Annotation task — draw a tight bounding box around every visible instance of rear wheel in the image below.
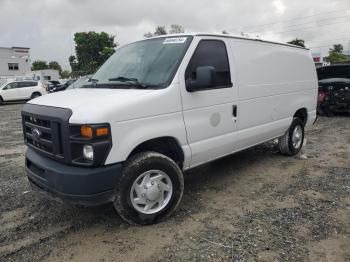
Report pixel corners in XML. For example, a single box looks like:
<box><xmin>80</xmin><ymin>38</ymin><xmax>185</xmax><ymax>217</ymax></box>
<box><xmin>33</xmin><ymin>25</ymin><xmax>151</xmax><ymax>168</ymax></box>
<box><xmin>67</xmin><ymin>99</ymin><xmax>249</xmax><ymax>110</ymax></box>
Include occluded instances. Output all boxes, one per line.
<box><xmin>114</xmin><ymin>152</ymin><xmax>184</xmax><ymax>225</ymax></box>
<box><xmin>0</xmin><ymin>96</ymin><xmax>3</xmax><ymax>105</ymax></box>
<box><xmin>278</xmin><ymin>118</ymin><xmax>305</xmax><ymax>156</ymax></box>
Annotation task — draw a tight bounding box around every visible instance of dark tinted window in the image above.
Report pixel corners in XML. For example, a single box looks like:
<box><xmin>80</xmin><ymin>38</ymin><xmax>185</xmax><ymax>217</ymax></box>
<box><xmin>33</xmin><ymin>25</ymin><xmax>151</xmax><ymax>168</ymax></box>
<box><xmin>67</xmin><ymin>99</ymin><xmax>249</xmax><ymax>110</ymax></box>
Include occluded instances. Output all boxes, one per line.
<box><xmin>28</xmin><ymin>81</ymin><xmax>38</xmax><ymax>87</ymax></box>
<box><xmin>18</xmin><ymin>82</ymin><xmax>27</xmax><ymax>88</ymax></box>
<box><xmin>185</xmin><ymin>40</ymin><xmax>231</xmax><ymax>87</ymax></box>
<box><xmin>17</xmin><ymin>82</ymin><xmax>34</xmax><ymax>88</ymax></box>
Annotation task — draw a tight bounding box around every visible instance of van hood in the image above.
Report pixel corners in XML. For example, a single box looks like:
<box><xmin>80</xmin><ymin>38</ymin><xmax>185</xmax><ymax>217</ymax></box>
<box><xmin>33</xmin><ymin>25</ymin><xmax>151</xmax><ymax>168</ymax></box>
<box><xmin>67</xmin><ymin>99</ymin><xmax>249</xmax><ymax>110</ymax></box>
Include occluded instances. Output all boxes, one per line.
<box><xmin>30</xmin><ymin>88</ymin><xmax>154</xmax><ymax>109</ymax></box>
<box><xmin>28</xmin><ymin>88</ymin><xmax>167</xmax><ymax>123</ymax></box>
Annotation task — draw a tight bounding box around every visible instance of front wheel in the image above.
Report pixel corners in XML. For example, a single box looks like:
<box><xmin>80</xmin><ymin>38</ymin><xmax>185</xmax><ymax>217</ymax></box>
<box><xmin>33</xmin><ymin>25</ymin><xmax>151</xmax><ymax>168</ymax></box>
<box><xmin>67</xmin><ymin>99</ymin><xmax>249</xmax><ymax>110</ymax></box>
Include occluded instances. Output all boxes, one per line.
<box><xmin>114</xmin><ymin>152</ymin><xmax>184</xmax><ymax>225</ymax></box>
<box><xmin>278</xmin><ymin>118</ymin><xmax>305</xmax><ymax>156</ymax></box>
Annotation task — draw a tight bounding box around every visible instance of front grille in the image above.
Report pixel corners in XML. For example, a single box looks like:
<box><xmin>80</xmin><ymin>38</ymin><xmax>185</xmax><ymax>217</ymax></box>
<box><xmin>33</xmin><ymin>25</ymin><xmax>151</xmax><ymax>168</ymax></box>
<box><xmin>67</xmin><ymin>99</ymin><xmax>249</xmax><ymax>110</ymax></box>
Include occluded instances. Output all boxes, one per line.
<box><xmin>23</xmin><ymin>114</ymin><xmax>63</xmax><ymax>159</ymax></box>
<box><xmin>22</xmin><ymin>104</ymin><xmax>72</xmax><ymax>163</ymax></box>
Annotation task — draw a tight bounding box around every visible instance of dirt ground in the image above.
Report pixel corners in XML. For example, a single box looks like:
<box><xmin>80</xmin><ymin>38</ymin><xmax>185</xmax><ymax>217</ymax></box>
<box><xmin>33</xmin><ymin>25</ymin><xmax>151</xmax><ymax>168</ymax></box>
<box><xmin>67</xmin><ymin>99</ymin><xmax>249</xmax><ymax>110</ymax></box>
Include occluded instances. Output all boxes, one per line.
<box><xmin>0</xmin><ymin>103</ymin><xmax>349</xmax><ymax>262</ymax></box>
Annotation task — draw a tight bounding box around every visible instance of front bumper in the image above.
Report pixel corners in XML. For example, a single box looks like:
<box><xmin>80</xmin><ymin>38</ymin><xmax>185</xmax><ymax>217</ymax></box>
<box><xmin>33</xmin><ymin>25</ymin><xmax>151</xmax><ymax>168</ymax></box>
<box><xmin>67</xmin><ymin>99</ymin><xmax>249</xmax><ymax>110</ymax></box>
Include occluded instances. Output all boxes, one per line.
<box><xmin>26</xmin><ymin>148</ymin><xmax>122</xmax><ymax>206</ymax></box>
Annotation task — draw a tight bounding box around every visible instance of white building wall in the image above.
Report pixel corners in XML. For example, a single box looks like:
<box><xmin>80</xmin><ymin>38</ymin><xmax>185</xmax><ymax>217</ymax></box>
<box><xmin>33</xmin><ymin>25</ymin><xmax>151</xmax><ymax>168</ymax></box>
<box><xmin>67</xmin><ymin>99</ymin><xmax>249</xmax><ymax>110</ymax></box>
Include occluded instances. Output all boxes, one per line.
<box><xmin>0</xmin><ymin>47</ymin><xmax>31</xmax><ymax>77</ymax></box>
<box><xmin>29</xmin><ymin>69</ymin><xmax>60</xmax><ymax>84</ymax></box>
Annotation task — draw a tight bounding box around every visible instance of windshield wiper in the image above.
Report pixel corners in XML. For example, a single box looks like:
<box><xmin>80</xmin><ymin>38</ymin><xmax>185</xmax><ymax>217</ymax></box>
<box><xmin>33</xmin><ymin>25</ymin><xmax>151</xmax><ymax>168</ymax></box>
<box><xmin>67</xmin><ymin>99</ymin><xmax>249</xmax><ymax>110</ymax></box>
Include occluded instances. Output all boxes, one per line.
<box><xmin>81</xmin><ymin>76</ymin><xmax>161</xmax><ymax>89</ymax></box>
<box><xmin>81</xmin><ymin>78</ymin><xmax>98</xmax><ymax>88</ymax></box>
<box><xmin>108</xmin><ymin>76</ymin><xmax>149</xmax><ymax>89</ymax></box>
<box><xmin>108</xmin><ymin>76</ymin><xmax>137</xmax><ymax>82</ymax></box>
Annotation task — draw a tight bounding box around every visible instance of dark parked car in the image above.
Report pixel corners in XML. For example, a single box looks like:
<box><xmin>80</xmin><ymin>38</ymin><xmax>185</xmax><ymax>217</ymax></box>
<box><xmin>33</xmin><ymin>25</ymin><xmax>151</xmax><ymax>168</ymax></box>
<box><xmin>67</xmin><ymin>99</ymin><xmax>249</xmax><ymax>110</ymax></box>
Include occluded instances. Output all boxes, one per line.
<box><xmin>317</xmin><ymin>65</ymin><xmax>350</xmax><ymax>116</ymax></box>
<box><xmin>47</xmin><ymin>80</ymin><xmax>61</xmax><ymax>92</ymax></box>
<box><xmin>48</xmin><ymin>79</ymin><xmax>76</xmax><ymax>93</ymax></box>
<box><xmin>66</xmin><ymin>75</ymin><xmax>92</xmax><ymax>90</ymax></box>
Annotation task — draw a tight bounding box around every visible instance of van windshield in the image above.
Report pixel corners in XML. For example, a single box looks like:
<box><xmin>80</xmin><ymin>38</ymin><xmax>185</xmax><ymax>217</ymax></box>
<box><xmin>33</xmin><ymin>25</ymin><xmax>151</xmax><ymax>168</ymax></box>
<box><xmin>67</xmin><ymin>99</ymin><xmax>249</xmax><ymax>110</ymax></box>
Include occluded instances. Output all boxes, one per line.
<box><xmin>90</xmin><ymin>36</ymin><xmax>193</xmax><ymax>89</ymax></box>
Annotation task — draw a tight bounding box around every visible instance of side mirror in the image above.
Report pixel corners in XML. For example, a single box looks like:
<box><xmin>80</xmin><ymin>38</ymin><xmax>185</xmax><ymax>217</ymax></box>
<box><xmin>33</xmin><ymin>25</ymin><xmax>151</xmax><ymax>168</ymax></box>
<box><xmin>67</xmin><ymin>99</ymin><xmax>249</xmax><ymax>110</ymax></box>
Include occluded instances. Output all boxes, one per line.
<box><xmin>186</xmin><ymin>66</ymin><xmax>216</xmax><ymax>92</ymax></box>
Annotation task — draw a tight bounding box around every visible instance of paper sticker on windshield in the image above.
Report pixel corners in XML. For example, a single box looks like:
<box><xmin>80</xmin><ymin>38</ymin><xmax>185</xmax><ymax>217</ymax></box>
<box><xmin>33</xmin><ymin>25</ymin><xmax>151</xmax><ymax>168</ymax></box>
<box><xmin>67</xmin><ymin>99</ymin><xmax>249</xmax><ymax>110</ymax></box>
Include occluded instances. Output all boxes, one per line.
<box><xmin>163</xmin><ymin>37</ymin><xmax>187</xmax><ymax>44</ymax></box>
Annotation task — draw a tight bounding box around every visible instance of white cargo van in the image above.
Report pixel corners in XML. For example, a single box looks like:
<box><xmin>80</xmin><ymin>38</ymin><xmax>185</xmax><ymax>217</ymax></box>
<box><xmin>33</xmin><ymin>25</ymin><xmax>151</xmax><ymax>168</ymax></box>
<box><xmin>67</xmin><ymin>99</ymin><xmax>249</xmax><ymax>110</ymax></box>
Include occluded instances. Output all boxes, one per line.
<box><xmin>22</xmin><ymin>33</ymin><xmax>318</xmax><ymax>224</ymax></box>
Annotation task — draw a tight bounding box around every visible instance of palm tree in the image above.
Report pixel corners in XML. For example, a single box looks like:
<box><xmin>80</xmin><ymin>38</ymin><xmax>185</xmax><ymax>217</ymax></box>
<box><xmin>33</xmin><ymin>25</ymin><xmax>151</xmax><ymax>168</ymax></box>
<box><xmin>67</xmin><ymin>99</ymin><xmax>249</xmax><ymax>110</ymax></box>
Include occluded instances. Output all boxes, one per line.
<box><xmin>287</xmin><ymin>38</ymin><xmax>306</xmax><ymax>48</ymax></box>
<box><xmin>330</xmin><ymin>44</ymin><xmax>343</xmax><ymax>53</ymax></box>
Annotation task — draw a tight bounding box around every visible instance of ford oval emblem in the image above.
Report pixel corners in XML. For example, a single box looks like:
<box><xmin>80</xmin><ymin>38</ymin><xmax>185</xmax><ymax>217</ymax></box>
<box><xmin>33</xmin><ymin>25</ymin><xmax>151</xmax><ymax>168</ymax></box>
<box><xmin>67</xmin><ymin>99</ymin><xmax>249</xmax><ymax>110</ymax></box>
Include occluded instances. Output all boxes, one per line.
<box><xmin>32</xmin><ymin>128</ymin><xmax>42</xmax><ymax>141</ymax></box>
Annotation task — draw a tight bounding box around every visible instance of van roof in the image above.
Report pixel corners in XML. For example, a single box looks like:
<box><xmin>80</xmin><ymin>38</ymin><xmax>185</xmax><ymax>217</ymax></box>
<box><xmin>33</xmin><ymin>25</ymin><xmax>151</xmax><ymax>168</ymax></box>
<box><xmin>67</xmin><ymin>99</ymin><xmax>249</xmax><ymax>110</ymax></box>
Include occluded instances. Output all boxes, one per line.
<box><xmin>150</xmin><ymin>32</ymin><xmax>309</xmax><ymax>50</ymax></box>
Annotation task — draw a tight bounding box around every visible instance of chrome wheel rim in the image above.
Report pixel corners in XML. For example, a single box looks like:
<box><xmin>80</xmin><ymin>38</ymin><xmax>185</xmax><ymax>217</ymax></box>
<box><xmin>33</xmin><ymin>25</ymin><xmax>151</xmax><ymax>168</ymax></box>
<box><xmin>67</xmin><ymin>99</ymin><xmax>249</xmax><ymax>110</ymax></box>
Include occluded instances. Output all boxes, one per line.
<box><xmin>130</xmin><ymin>170</ymin><xmax>173</xmax><ymax>215</ymax></box>
<box><xmin>292</xmin><ymin>125</ymin><xmax>303</xmax><ymax>149</ymax></box>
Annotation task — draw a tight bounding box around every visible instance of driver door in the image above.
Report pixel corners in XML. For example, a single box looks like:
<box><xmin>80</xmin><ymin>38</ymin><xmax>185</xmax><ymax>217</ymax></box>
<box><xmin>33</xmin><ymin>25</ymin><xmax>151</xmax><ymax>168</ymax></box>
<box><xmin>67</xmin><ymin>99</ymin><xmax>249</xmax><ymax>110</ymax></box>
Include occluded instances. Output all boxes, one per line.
<box><xmin>178</xmin><ymin>37</ymin><xmax>239</xmax><ymax>167</ymax></box>
<box><xmin>2</xmin><ymin>82</ymin><xmax>20</xmax><ymax>100</ymax></box>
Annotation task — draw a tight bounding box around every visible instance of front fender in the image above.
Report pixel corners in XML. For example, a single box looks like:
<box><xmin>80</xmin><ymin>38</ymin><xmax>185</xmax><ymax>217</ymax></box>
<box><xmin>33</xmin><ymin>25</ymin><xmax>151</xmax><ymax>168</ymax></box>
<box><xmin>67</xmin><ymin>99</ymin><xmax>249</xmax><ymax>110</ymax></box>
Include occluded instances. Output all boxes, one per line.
<box><xmin>105</xmin><ymin>112</ymin><xmax>191</xmax><ymax>168</ymax></box>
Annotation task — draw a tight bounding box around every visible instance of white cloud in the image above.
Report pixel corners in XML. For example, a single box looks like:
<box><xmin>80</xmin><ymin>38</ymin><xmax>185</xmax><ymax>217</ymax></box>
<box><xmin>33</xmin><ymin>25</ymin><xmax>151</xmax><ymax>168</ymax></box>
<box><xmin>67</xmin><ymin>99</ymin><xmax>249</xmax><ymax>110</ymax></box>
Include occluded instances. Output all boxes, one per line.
<box><xmin>272</xmin><ymin>0</ymin><xmax>287</xmax><ymax>15</ymax></box>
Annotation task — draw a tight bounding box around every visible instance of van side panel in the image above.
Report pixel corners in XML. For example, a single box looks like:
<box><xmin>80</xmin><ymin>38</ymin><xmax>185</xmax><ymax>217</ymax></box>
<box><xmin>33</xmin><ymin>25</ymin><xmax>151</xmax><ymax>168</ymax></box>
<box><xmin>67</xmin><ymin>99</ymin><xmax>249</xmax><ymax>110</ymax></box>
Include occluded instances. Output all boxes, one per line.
<box><xmin>229</xmin><ymin>39</ymin><xmax>318</xmax><ymax>148</ymax></box>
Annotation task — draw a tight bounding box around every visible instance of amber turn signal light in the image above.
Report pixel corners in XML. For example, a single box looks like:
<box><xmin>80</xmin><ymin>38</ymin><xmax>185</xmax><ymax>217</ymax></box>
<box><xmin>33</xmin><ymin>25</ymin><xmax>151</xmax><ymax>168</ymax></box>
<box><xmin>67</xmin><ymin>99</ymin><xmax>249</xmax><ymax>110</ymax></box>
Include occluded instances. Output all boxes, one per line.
<box><xmin>96</xmin><ymin>127</ymin><xmax>109</xmax><ymax>137</ymax></box>
<box><xmin>80</xmin><ymin>126</ymin><xmax>93</xmax><ymax>138</ymax></box>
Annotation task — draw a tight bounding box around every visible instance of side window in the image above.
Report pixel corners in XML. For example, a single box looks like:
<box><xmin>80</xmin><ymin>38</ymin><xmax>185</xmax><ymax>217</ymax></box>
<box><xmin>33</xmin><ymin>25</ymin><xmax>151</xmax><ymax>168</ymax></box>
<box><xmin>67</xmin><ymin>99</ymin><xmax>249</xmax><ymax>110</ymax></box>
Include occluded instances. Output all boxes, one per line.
<box><xmin>18</xmin><ymin>82</ymin><xmax>28</xmax><ymax>88</ymax></box>
<box><xmin>7</xmin><ymin>82</ymin><xmax>19</xmax><ymax>89</ymax></box>
<box><xmin>3</xmin><ymin>84</ymin><xmax>11</xmax><ymax>90</ymax></box>
<box><xmin>28</xmin><ymin>81</ymin><xmax>38</xmax><ymax>87</ymax></box>
<box><xmin>185</xmin><ymin>40</ymin><xmax>231</xmax><ymax>88</ymax></box>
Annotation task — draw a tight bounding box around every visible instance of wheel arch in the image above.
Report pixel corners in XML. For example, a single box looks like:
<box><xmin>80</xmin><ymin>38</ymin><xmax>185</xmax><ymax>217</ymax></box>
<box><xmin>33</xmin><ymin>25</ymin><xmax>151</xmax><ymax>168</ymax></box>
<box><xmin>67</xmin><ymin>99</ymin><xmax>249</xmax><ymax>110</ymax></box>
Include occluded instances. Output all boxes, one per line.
<box><xmin>31</xmin><ymin>91</ymin><xmax>41</xmax><ymax>97</ymax></box>
<box><xmin>293</xmin><ymin>108</ymin><xmax>308</xmax><ymax>126</ymax></box>
<box><xmin>127</xmin><ymin>136</ymin><xmax>185</xmax><ymax>169</ymax></box>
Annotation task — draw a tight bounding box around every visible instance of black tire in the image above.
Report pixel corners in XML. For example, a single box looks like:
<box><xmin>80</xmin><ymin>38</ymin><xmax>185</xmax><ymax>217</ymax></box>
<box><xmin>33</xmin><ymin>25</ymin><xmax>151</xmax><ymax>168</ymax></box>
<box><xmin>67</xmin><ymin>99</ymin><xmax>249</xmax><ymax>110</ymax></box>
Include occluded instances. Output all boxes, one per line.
<box><xmin>278</xmin><ymin>118</ymin><xmax>305</xmax><ymax>156</ymax></box>
<box><xmin>30</xmin><ymin>92</ymin><xmax>41</xmax><ymax>99</ymax></box>
<box><xmin>114</xmin><ymin>152</ymin><xmax>184</xmax><ymax>225</ymax></box>
<box><xmin>0</xmin><ymin>96</ymin><xmax>3</xmax><ymax>105</ymax></box>
<box><xmin>317</xmin><ymin>107</ymin><xmax>325</xmax><ymax>116</ymax></box>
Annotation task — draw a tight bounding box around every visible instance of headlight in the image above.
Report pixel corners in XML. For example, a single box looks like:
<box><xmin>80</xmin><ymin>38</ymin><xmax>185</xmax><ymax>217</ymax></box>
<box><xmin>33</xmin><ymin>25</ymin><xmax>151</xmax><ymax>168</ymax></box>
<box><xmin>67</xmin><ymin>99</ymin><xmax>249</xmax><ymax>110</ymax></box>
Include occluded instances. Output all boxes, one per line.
<box><xmin>83</xmin><ymin>145</ymin><xmax>94</xmax><ymax>161</ymax></box>
<box><xmin>69</xmin><ymin>123</ymin><xmax>111</xmax><ymax>166</ymax></box>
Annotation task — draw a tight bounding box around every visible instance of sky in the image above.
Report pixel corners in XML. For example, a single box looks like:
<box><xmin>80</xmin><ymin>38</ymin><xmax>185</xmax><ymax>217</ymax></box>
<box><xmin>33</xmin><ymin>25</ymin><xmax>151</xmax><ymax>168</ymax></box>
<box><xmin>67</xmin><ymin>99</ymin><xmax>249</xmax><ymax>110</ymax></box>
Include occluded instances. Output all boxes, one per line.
<box><xmin>0</xmin><ymin>0</ymin><xmax>349</xmax><ymax>70</ymax></box>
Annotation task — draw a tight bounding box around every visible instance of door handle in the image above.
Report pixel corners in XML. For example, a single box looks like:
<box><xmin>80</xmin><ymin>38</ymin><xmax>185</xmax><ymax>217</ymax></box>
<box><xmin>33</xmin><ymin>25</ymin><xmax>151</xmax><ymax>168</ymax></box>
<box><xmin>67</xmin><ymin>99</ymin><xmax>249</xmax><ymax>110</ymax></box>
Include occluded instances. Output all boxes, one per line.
<box><xmin>232</xmin><ymin>105</ymin><xmax>237</xmax><ymax>117</ymax></box>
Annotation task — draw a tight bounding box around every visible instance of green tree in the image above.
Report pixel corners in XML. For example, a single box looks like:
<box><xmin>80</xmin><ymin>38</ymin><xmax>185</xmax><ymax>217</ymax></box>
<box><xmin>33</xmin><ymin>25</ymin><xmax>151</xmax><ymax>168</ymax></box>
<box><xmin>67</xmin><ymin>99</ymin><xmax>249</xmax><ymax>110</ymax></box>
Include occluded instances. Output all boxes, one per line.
<box><xmin>69</xmin><ymin>31</ymin><xmax>117</xmax><ymax>75</ymax></box>
<box><xmin>48</xmin><ymin>61</ymin><xmax>62</xmax><ymax>74</ymax></box>
<box><xmin>169</xmin><ymin>24</ymin><xmax>184</xmax><ymax>34</ymax></box>
<box><xmin>287</xmin><ymin>38</ymin><xmax>306</xmax><ymax>48</ymax></box>
<box><xmin>144</xmin><ymin>26</ymin><xmax>167</xmax><ymax>38</ymax></box>
<box><xmin>324</xmin><ymin>44</ymin><xmax>347</xmax><ymax>63</ymax></box>
<box><xmin>60</xmin><ymin>70</ymin><xmax>71</xmax><ymax>79</ymax></box>
<box><xmin>31</xmin><ymin>60</ymin><xmax>49</xmax><ymax>71</ymax></box>
<box><xmin>144</xmin><ymin>24</ymin><xmax>184</xmax><ymax>38</ymax></box>
<box><xmin>48</xmin><ymin>61</ymin><xmax>61</xmax><ymax>71</ymax></box>
<box><xmin>330</xmin><ymin>44</ymin><xmax>343</xmax><ymax>53</ymax></box>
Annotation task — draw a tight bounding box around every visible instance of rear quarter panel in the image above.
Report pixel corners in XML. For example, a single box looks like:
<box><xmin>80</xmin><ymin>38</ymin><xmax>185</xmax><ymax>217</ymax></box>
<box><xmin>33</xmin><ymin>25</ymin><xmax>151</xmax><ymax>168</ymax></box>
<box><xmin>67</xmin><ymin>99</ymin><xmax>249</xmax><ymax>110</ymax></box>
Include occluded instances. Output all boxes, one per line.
<box><xmin>228</xmin><ymin>39</ymin><xmax>318</xmax><ymax>148</ymax></box>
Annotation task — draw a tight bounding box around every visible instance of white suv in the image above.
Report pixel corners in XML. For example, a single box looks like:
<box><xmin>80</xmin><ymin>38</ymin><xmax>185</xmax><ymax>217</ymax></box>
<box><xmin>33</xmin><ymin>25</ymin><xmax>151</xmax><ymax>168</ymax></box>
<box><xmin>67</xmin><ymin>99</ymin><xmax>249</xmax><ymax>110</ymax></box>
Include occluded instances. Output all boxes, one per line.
<box><xmin>0</xmin><ymin>80</ymin><xmax>46</xmax><ymax>104</ymax></box>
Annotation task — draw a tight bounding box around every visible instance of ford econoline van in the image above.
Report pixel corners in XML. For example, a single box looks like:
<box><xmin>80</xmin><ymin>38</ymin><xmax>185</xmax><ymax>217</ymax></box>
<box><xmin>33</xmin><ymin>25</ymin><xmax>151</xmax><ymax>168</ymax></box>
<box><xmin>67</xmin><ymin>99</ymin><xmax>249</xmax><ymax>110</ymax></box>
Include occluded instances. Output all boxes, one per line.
<box><xmin>22</xmin><ymin>33</ymin><xmax>318</xmax><ymax>224</ymax></box>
